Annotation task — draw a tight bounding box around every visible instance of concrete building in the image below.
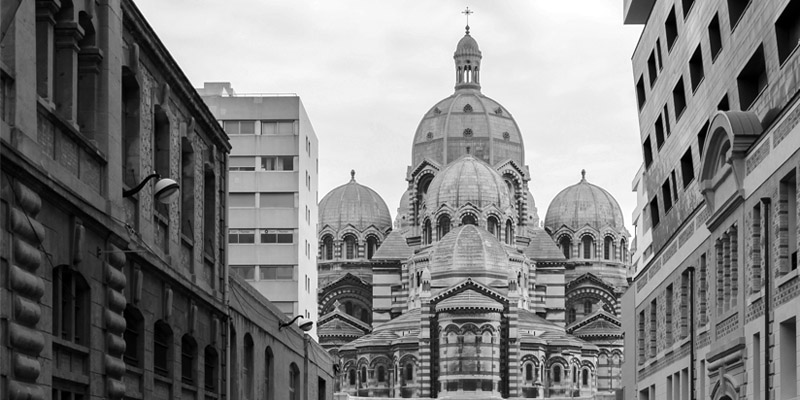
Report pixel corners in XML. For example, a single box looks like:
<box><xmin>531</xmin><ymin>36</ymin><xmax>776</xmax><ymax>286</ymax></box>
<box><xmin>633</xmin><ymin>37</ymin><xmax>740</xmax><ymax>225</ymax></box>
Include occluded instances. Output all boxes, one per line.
<box><xmin>199</xmin><ymin>83</ymin><xmax>320</xmax><ymax>338</ymax></box>
<box><xmin>0</xmin><ymin>1</ymin><xmax>331</xmax><ymax>400</ymax></box>
<box><xmin>622</xmin><ymin>2</ymin><xmax>800</xmax><ymax>400</ymax></box>
<box><xmin>316</xmin><ymin>26</ymin><xmax>633</xmax><ymax>399</ymax></box>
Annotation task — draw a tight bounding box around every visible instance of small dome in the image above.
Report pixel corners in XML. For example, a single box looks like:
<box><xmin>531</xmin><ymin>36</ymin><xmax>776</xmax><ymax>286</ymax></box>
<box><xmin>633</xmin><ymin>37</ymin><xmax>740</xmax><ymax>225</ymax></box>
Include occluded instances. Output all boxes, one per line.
<box><xmin>319</xmin><ymin>171</ymin><xmax>392</xmax><ymax>233</ymax></box>
<box><xmin>545</xmin><ymin>170</ymin><xmax>625</xmax><ymax>232</ymax></box>
<box><xmin>455</xmin><ymin>32</ymin><xmax>481</xmax><ymax>56</ymax></box>
<box><xmin>425</xmin><ymin>155</ymin><xmax>512</xmax><ymax>212</ymax></box>
<box><xmin>429</xmin><ymin>225</ymin><xmax>510</xmax><ymax>285</ymax></box>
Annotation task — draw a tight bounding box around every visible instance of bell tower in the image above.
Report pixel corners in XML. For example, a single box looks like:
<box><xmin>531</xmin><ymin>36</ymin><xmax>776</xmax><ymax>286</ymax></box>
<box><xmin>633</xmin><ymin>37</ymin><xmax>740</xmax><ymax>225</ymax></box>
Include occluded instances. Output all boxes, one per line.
<box><xmin>454</xmin><ymin>8</ymin><xmax>482</xmax><ymax>90</ymax></box>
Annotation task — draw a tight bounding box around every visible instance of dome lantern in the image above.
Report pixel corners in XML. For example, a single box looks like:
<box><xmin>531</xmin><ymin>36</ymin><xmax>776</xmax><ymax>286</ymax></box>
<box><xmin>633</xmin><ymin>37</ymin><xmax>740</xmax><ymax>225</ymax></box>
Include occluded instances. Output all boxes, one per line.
<box><xmin>454</xmin><ymin>27</ymin><xmax>482</xmax><ymax>91</ymax></box>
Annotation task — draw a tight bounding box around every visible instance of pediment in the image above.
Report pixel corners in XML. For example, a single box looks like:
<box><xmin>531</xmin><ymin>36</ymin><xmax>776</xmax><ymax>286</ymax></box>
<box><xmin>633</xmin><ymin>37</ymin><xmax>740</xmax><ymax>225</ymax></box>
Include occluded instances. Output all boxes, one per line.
<box><xmin>494</xmin><ymin>158</ymin><xmax>530</xmax><ymax>180</ymax></box>
<box><xmin>435</xmin><ymin>288</ymin><xmax>503</xmax><ymax>312</ymax></box>
<box><xmin>409</xmin><ymin>159</ymin><xmax>442</xmax><ymax>179</ymax></box>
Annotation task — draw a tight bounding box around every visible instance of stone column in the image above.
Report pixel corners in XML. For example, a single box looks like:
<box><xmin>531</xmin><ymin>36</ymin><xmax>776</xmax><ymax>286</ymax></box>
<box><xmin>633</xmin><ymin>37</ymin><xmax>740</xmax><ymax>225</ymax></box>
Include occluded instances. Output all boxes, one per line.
<box><xmin>53</xmin><ymin>21</ymin><xmax>83</xmax><ymax>123</ymax></box>
<box><xmin>77</xmin><ymin>46</ymin><xmax>103</xmax><ymax>138</ymax></box>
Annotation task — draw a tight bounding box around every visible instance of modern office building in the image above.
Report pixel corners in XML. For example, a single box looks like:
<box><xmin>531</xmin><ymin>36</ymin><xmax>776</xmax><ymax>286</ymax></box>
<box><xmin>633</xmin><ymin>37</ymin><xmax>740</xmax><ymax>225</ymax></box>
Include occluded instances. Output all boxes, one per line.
<box><xmin>622</xmin><ymin>2</ymin><xmax>800</xmax><ymax>400</ymax></box>
<box><xmin>199</xmin><ymin>83</ymin><xmax>320</xmax><ymax>337</ymax></box>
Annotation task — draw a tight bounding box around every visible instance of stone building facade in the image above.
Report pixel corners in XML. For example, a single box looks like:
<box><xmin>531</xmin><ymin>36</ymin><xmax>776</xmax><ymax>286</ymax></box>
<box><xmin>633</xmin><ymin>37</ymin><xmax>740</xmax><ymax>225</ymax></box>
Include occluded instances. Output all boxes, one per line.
<box><xmin>0</xmin><ymin>1</ymin><xmax>332</xmax><ymax>400</ymax></box>
<box><xmin>317</xmin><ymin>26</ymin><xmax>631</xmax><ymax>400</ymax></box>
<box><xmin>622</xmin><ymin>2</ymin><xmax>800</xmax><ymax>400</ymax></box>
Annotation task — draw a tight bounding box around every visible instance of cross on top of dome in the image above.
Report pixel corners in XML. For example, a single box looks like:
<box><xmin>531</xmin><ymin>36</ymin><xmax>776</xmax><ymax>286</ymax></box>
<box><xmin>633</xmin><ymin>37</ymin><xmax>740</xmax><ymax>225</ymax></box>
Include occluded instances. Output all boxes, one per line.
<box><xmin>462</xmin><ymin>7</ymin><xmax>473</xmax><ymax>34</ymax></box>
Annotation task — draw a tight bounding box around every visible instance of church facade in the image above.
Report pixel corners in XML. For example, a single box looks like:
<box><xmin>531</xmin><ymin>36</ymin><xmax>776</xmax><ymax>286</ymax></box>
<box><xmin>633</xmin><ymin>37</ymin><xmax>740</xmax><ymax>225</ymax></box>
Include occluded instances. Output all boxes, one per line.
<box><xmin>318</xmin><ymin>27</ymin><xmax>630</xmax><ymax>400</ymax></box>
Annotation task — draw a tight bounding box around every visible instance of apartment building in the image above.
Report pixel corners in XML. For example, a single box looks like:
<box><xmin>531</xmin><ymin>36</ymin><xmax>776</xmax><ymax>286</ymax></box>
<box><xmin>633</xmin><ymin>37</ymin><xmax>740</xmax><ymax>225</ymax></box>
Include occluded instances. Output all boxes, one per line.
<box><xmin>622</xmin><ymin>2</ymin><xmax>800</xmax><ymax>400</ymax></box>
<box><xmin>200</xmin><ymin>83</ymin><xmax>320</xmax><ymax>337</ymax></box>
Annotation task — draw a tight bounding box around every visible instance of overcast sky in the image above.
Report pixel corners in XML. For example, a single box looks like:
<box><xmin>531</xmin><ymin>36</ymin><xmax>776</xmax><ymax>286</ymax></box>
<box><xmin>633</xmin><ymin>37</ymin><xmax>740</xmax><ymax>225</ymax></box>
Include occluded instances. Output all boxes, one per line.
<box><xmin>135</xmin><ymin>0</ymin><xmax>644</xmax><ymax>234</ymax></box>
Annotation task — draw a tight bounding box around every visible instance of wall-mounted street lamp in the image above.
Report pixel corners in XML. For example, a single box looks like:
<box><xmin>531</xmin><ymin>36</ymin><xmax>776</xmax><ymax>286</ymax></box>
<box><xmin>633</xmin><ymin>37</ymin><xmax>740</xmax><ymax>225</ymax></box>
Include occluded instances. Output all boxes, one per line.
<box><xmin>123</xmin><ymin>172</ymin><xmax>180</xmax><ymax>204</ymax></box>
<box><xmin>279</xmin><ymin>315</ymin><xmax>314</xmax><ymax>332</ymax></box>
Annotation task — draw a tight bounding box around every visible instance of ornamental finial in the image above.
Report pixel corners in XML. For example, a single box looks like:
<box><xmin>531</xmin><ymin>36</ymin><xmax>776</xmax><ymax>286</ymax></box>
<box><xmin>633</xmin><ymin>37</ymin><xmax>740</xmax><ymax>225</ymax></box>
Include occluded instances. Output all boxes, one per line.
<box><xmin>350</xmin><ymin>169</ymin><xmax>356</xmax><ymax>181</ymax></box>
<box><xmin>462</xmin><ymin>7</ymin><xmax>473</xmax><ymax>34</ymax></box>
<box><xmin>581</xmin><ymin>169</ymin><xmax>586</xmax><ymax>181</ymax></box>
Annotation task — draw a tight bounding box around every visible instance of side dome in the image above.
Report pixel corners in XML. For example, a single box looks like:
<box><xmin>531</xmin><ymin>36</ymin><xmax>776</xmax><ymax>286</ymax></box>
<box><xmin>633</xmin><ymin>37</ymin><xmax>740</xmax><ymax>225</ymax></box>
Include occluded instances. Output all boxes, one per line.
<box><xmin>425</xmin><ymin>155</ymin><xmax>512</xmax><ymax>213</ymax></box>
<box><xmin>544</xmin><ymin>170</ymin><xmax>625</xmax><ymax>232</ymax></box>
<box><xmin>319</xmin><ymin>171</ymin><xmax>392</xmax><ymax>233</ymax></box>
<box><xmin>429</xmin><ymin>224</ymin><xmax>510</xmax><ymax>285</ymax></box>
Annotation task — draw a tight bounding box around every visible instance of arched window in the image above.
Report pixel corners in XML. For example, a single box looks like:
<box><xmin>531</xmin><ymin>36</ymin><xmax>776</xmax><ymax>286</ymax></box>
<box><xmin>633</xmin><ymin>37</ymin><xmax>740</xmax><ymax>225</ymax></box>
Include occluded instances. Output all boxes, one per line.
<box><xmin>604</xmin><ymin>236</ymin><xmax>613</xmax><ymax>260</ymax></box>
<box><xmin>349</xmin><ymin>368</ymin><xmax>357</xmax><ymax>385</ymax></box>
<box><xmin>360</xmin><ymin>366</ymin><xmax>367</xmax><ymax>387</ymax></box>
<box><xmin>560</xmin><ymin>236</ymin><xmax>572</xmax><ymax>259</ymax></box>
<box><xmin>123</xmin><ymin>305</ymin><xmax>144</xmax><ymax>367</ymax></box>
<box><xmin>553</xmin><ymin>365</ymin><xmax>562</xmax><ymax>383</ymax></box>
<box><xmin>584</xmin><ymin>300</ymin><xmax>593</xmax><ymax>315</ymax></box>
<box><xmin>53</xmin><ymin>266</ymin><xmax>90</xmax><ymax>345</ymax></box>
<box><xmin>322</xmin><ymin>235</ymin><xmax>334</xmax><ymax>260</ymax></box>
<box><xmin>487</xmin><ymin>216</ymin><xmax>501</xmax><ymax>241</ymax></box>
<box><xmin>568</xmin><ymin>307</ymin><xmax>577</xmax><ymax>323</ymax></box>
<box><xmin>181</xmin><ymin>334</ymin><xmax>198</xmax><ymax>385</ymax></box>
<box><xmin>423</xmin><ymin>219</ymin><xmax>432</xmax><ymax>245</ymax></box>
<box><xmin>243</xmin><ymin>334</ymin><xmax>254</xmax><ymax>399</ymax></box>
<box><xmin>265</xmin><ymin>347</ymin><xmax>274</xmax><ymax>400</ymax></box>
<box><xmin>582</xmin><ymin>369</ymin><xmax>590</xmax><ymax>386</ymax></box>
<box><xmin>181</xmin><ymin>138</ymin><xmax>195</xmax><ymax>238</ymax></box>
<box><xmin>204</xmin><ymin>346</ymin><xmax>219</xmax><ymax>392</ymax></box>
<box><xmin>526</xmin><ymin>364</ymin><xmax>533</xmax><ymax>381</ymax></box>
<box><xmin>461</xmin><ymin>214</ymin><xmax>477</xmax><ymax>226</ymax></box>
<box><xmin>153</xmin><ymin>321</ymin><xmax>173</xmax><ymax>377</ymax></box>
<box><xmin>360</xmin><ymin>308</ymin><xmax>369</xmax><ymax>323</ymax></box>
<box><xmin>377</xmin><ymin>365</ymin><xmax>386</xmax><ymax>382</ymax></box>
<box><xmin>289</xmin><ymin>363</ymin><xmax>300</xmax><ymax>400</ymax></box>
<box><xmin>506</xmin><ymin>220</ymin><xmax>514</xmax><ymax>245</ymax></box>
<box><xmin>573</xmin><ymin>366</ymin><xmax>578</xmax><ymax>383</ymax></box>
<box><xmin>344</xmin><ymin>235</ymin><xmax>356</xmax><ymax>259</ymax></box>
<box><xmin>405</xmin><ymin>363</ymin><xmax>414</xmax><ymax>382</ymax></box>
<box><xmin>582</xmin><ymin>236</ymin><xmax>593</xmax><ymax>259</ymax></box>
<box><xmin>620</xmin><ymin>238</ymin><xmax>628</xmax><ymax>263</ymax></box>
<box><xmin>367</xmin><ymin>236</ymin><xmax>379</xmax><ymax>259</ymax></box>
<box><xmin>438</xmin><ymin>215</ymin><xmax>451</xmax><ymax>239</ymax></box>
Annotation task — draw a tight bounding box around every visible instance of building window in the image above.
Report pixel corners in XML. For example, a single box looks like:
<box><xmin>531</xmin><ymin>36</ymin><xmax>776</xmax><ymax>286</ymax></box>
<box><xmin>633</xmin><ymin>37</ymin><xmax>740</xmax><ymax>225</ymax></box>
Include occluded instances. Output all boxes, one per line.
<box><xmin>638</xmin><ymin>310</ymin><xmax>646</xmax><ymax>364</ymax></box>
<box><xmin>322</xmin><ymin>235</ymin><xmax>334</xmax><ymax>260</ymax></box>
<box><xmin>662</xmin><ymin>178</ymin><xmax>673</xmax><ymax>212</ymax></box>
<box><xmin>728</xmin><ymin>0</ymin><xmax>751</xmax><ymax>29</ymax></box>
<box><xmin>244</xmin><ymin>334</ymin><xmax>254</xmax><ymax>400</ymax></box>
<box><xmin>716</xmin><ymin>225</ymin><xmax>739</xmax><ymax>314</ymax></box>
<box><xmin>776</xmin><ymin>0</ymin><xmax>800</xmax><ymax>64</ymax></box>
<box><xmin>367</xmin><ymin>236</ymin><xmax>379</xmax><ymax>259</ymax></box>
<box><xmin>53</xmin><ymin>266</ymin><xmax>90</xmax><ymax>345</ymax></box>
<box><xmin>680</xmin><ymin>149</ymin><xmax>695</xmax><ymax>188</ymax></box>
<box><xmin>582</xmin><ymin>369</ymin><xmax>590</xmax><ymax>386</ymax></box>
<box><xmin>604</xmin><ymin>236</ymin><xmax>613</xmax><ymax>260</ymax></box>
<box><xmin>229</xmin><ymin>229</ymin><xmax>255</xmax><ymax>244</ymax></box>
<box><xmin>751</xmin><ymin>204</ymin><xmax>763</xmax><ymax>292</ymax></box>
<box><xmin>121</xmin><ymin>68</ymin><xmax>141</xmax><ymax>188</ymax></box>
<box><xmin>680</xmin><ymin>270</ymin><xmax>690</xmax><ymax>338</ymax></box>
<box><xmin>781</xmin><ymin>318</ymin><xmax>797</xmax><ymax>400</ymax></box>
<box><xmin>506</xmin><ymin>220</ymin><xmax>515</xmax><ymax>245</ymax></box>
<box><xmin>655</xmin><ymin>115</ymin><xmax>666</xmax><ymax>149</ymax></box>
<box><xmin>487</xmin><ymin>216</ymin><xmax>501</xmax><ymax>241</ymax></box>
<box><xmin>568</xmin><ymin>307</ymin><xmax>577</xmax><ymax>323</ymax></box>
<box><xmin>438</xmin><ymin>215</ymin><xmax>451</xmax><ymax>240</ymax></box>
<box><xmin>344</xmin><ymin>235</ymin><xmax>357</xmax><ymax>259</ymax></box>
<box><xmin>181</xmin><ymin>138</ymin><xmax>196</xmax><ymax>238</ymax></box>
<box><xmin>349</xmin><ymin>369</ymin><xmax>356</xmax><ymax>386</ymax></box>
<box><xmin>584</xmin><ymin>300</ymin><xmax>592</xmax><ymax>315</ymax></box>
<box><xmin>405</xmin><ymin>363</ymin><xmax>414</xmax><ymax>381</ymax></box>
<box><xmin>259</xmin><ymin>192</ymin><xmax>295</xmax><ymax>208</ymax></box>
<box><xmin>636</xmin><ymin>75</ymin><xmax>646</xmax><ymax>110</ymax></box>
<box><xmin>223</xmin><ymin>120</ymin><xmax>255</xmax><ymax>135</ymax></box>
<box><xmin>560</xmin><ymin>235</ymin><xmax>572</xmax><ymax>259</ymax></box>
<box><xmin>230</xmin><ymin>156</ymin><xmax>256</xmax><ymax>171</ymax></box>
<box><xmin>290</xmin><ymin>363</ymin><xmax>300</xmax><ymax>400</ymax></box>
<box><xmin>153</xmin><ymin>321</ymin><xmax>173</xmax><ymax>377</ymax></box>
<box><xmin>698</xmin><ymin>253</ymin><xmax>708</xmax><ymax>324</ymax></box>
<box><xmin>672</xmin><ymin>78</ymin><xmax>687</xmax><ymax>119</ymax></box>
<box><xmin>582</xmin><ymin>236</ymin><xmax>593</xmax><ymax>259</ymax></box>
<box><xmin>689</xmin><ymin>45</ymin><xmax>705</xmax><ymax>91</ymax></box>
<box><xmin>260</xmin><ymin>265</ymin><xmax>294</xmax><ymax>280</ymax></box>
<box><xmin>682</xmin><ymin>0</ymin><xmax>695</xmax><ymax>17</ymax></box>
<box><xmin>52</xmin><ymin>388</ymin><xmax>87</xmax><ymax>400</ymax></box>
<box><xmin>643</xmin><ymin>136</ymin><xmax>654</xmax><ymax>168</ymax></box>
<box><xmin>261</xmin><ymin>156</ymin><xmax>295</xmax><ymax>171</ymax></box>
<box><xmin>123</xmin><ymin>305</ymin><xmax>144</xmax><ymax>367</ymax></box>
<box><xmin>204</xmin><ymin>346</ymin><xmax>219</xmax><ymax>392</ymax></box>
<box><xmin>707</xmin><ymin>14</ymin><xmax>723</xmax><ymax>62</ymax></box>
<box><xmin>666</xmin><ymin>284</ymin><xmax>674</xmax><ymax>345</ymax></box>
<box><xmin>663</xmin><ymin>105</ymin><xmax>671</xmax><ymax>136</ymax></box>
<box><xmin>649</xmin><ymin>299</ymin><xmax>657</xmax><ymax>357</ymax></box>
<box><xmin>461</xmin><ymin>214</ymin><xmax>477</xmax><ymax>226</ymax></box>
<box><xmin>261</xmin><ymin>120</ymin><xmax>295</xmax><ymax>135</ymax></box>
<box><xmin>738</xmin><ymin>45</ymin><xmax>768</xmax><ymax>110</ymax></box>
<box><xmin>649</xmin><ymin>197</ymin><xmax>660</xmax><ymax>227</ymax></box>
<box><xmin>553</xmin><ymin>365</ymin><xmax>562</xmax><ymax>383</ymax></box>
<box><xmin>780</xmin><ymin>171</ymin><xmax>797</xmax><ymax>273</ymax></box>
<box><xmin>154</xmin><ymin>107</ymin><xmax>171</xmax><ymax>184</ymax></box>
<box><xmin>377</xmin><ymin>366</ymin><xmax>386</xmax><ymax>382</ymax></box>
<box><xmin>204</xmin><ymin>165</ymin><xmax>216</xmax><ymax>256</ymax></box>
<box><xmin>261</xmin><ymin>229</ymin><xmax>295</xmax><ymax>244</ymax></box>
<box><xmin>229</xmin><ymin>193</ymin><xmax>256</xmax><ymax>208</ymax></box>
<box><xmin>181</xmin><ymin>335</ymin><xmax>197</xmax><ymax>385</ymax></box>
<box><xmin>265</xmin><ymin>347</ymin><xmax>274</xmax><ymax>400</ymax></box>
<box><xmin>665</xmin><ymin>7</ymin><xmax>679</xmax><ymax>51</ymax></box>
<box><xmin>648</xmin><ymin>50</ymin><xmax>659</xmax><ymax>86</ymax></box>
<box><xmin>232</xmin><ymin>265</ymin><xmax>255</xmax><ymax>280</ymax></box>
<box><xmin>697</xmin><ymin>120</ymin><xmax>710</xmax><ymax>156</ymax></box>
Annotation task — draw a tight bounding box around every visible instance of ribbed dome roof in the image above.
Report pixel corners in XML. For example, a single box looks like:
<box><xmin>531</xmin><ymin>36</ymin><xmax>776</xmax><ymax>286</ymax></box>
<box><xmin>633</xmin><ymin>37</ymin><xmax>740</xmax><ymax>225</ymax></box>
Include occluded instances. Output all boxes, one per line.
<box><xmin>319</xmin><ymin>171</ymin><xmax>392</xmax><ymax>233</ymax></box>
<box><xmin>455</xmin><ymin>32</ymin><xmax>481</xmax><ymax>56</ymax></box>
<box><xmin>545</xmin><ymin>170</ymin><xmax>625</xmax><ymax>231</ymax></box>
<box><xmin>425</xmin><ymin>155</ymin><xmax>512</xmax><ymax>212</ymax></box>
<box><xmin>429</xmin><ymin>224</ymin><xmax>510</xmax><ymax>284</ymax></box>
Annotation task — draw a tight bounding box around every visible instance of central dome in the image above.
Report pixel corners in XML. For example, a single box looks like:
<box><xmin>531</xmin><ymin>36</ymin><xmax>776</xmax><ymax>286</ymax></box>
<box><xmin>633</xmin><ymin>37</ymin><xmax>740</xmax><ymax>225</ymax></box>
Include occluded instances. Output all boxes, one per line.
<box><xmin>411</xmin><ymin>30</ymin><xmax>525</xmax><ymax>168</ymax></box>
<box><xmin>425</xmin><ymin>155</ymin><xmax>512</xmax><ymax>212</ymax></box>
<box><xmin>429</xmin><ymin>224</ymin><xmax>510</xmax><ymax>286</ymax></box>
<box><xmin>319</xmin><ymin>171</ymin><xmax>392</xmax><ymax>233</ymax></box>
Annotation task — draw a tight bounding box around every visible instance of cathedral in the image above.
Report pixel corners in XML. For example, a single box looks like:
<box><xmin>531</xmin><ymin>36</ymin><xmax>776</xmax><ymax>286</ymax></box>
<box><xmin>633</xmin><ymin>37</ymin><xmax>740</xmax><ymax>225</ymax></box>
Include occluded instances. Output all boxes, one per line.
<box><xmin>317</xmin><ymin>26</ymin><xmax>630</xmax><ymax>400</ymax></box>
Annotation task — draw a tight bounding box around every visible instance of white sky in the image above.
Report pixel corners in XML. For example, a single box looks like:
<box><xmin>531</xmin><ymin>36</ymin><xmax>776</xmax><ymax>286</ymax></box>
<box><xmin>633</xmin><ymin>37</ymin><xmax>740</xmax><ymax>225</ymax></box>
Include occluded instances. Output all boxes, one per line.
<box><xmin>134</xmin><ymin>0</ymin><xmax>644</xmax><ymax>234</ymax></box>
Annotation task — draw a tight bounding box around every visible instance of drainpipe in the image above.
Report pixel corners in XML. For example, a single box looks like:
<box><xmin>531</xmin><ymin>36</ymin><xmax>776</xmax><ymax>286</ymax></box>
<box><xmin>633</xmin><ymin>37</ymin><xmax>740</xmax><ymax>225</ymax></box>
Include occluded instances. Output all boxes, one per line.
<box><xmin>762</xmin><ymin>198</ymin><xmax>771</xmax><ymax>400</ymax></box>
<box><xmin>304</xmin><ymin>334</ymin><xmax>310</xmax><ymax>400</ymax></box>
<box><xmin>688</xmin><ymin>266</ymin><xmax>695</xmax><ymax>400</ymax></box>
